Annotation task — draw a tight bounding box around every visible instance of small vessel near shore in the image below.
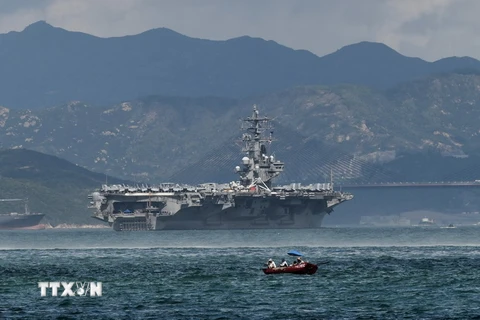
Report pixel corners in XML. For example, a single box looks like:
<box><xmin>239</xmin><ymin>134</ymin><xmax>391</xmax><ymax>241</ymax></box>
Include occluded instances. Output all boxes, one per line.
<box><xmin>418</xmin><ymin>217</ymin><xmax>436</xmax><ymax>226</ymax></box>
<box><xmin>0</xmin><ymin>199</ymin><xmax>45</xmax><ymax>230</ymax></box>
<box><xmin>442</xmin><ymin>223</ymin><xmax>456</xmax><ymax>229</ymax></box>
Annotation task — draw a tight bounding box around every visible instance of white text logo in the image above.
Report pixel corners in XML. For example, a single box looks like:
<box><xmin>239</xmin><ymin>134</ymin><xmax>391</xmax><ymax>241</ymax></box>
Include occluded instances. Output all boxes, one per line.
<box><xmin>38</xmin><ymin>282</ymin><xmax>102</xmax><ymax>297</ymax></box>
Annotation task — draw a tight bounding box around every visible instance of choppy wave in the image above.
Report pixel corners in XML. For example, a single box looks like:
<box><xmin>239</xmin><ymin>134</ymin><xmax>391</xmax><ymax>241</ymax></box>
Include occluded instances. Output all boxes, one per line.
<box><xmin>2</xmin><ymin>228</ymin><xmax>480</xmax><ymax>319</ymax></box>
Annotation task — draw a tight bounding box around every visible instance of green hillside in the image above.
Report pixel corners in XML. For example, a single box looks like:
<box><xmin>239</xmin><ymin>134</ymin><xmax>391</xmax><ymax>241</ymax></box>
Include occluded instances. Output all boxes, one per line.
<box><xmin>0</xmin><ymin>149</ymin><xmax>127</xmax><ymax>224</ymax></box>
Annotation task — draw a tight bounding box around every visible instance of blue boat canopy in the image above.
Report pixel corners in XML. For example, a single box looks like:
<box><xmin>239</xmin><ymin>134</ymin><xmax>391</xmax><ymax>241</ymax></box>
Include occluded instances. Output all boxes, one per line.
<box><xmin>287</xmin><ymin>250</ymin><xmax>303</xmax><ymax>257</ymax></box>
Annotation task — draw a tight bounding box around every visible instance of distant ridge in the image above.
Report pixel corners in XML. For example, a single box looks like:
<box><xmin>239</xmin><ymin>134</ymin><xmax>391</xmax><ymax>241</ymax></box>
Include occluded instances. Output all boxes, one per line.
<box><xmin>0</xmin><ymin>22</ymin><xmax>480</xmax><ymax>108</ymax></box>
<box><xmin>2</xmin><ymin>72</ymin><xmax>480</xmax><ymax>183</ymax></box>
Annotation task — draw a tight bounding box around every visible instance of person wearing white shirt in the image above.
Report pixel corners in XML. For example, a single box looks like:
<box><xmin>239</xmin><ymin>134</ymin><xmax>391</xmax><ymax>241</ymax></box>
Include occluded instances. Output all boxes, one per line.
<box><xmin>267</xmin><ymin>258</ymin><xmax>276</xmax><ymax>268</ymax></box>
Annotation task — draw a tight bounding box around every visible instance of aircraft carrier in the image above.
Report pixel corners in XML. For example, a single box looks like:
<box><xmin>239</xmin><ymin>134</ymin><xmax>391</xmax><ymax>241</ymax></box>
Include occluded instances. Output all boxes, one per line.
<box><xmin>88</xmin><ymin>106</ymin><xmax>354</xmax><ymax>231</ymax></box>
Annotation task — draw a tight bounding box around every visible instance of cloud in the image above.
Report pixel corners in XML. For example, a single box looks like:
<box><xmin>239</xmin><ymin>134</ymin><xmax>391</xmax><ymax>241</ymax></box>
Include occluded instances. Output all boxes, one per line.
<box><xmin>0</xmin><ymin>0</ymin><xmax>477</xmax><ymax>61</ymax></box>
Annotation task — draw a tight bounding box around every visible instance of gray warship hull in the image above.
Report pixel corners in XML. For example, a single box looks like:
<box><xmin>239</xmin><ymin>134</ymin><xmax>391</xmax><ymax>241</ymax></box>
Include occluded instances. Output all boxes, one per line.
<box><xmin>0</xmin><ymin>213</ymin><xmax>45</xmax><ymax>230</ymax></box>
<box><xmin>110</xmin><ymin>210</ymin><xmax>328</xmax><ymax>231</ymax></box>
<box><xmin>90</xmin><ymin>187</ymin><xmax>351</xmax><ymax>231</ymax></box>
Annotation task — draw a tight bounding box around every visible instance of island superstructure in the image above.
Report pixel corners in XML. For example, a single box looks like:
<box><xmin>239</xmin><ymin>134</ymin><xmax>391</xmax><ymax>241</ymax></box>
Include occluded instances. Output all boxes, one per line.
<box><xmin>88</xmin><ymin>105</ymin><xmax>354</xmax><ymax>231</ymax></box>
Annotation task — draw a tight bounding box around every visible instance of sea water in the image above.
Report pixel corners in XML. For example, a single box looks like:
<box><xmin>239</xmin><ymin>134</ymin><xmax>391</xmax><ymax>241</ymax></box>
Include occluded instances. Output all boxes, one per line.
<box><xmin>1</xmin><ymin>227</ymin><xmax>480</xmax><ymax>319</ymax></box>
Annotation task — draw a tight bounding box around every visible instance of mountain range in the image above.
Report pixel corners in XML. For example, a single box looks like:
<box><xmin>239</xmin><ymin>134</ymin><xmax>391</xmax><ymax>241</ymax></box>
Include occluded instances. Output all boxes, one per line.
<box><xmin>1</xmin><ymin>21</ymin><xmax>480</xmax><ymax>109</ymax></box>
<box><xmin>2</xmin><ymin>72</ymin><xmax>480</xmax><ymax>184</ymax></box>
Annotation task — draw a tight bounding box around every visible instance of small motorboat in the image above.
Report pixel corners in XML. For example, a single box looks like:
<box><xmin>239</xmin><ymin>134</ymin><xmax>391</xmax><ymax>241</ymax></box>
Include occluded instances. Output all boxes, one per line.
<box><xmin>262</xmin><ymin>262</ymin><xmax>318</xmax><ymax>275</ymax></box>
<box><xmin>443</xmin><ymin>224</ymin><xmax>456</xmax><ymax>229</ymax></box>
<box><xmin>263</xmin><ymin>250</ymin><xmax>321</xmax><ymax>275</ymax></box>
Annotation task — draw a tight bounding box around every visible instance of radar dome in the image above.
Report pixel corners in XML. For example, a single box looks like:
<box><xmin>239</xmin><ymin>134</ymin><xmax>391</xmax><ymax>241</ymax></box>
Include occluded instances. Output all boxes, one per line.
<box><xmin>92</xmin><ymin>192</ymin><xmax>102</xmax><ymax>200</ymax></box>
<box><xmin>242</xmin><ymin>157</ymin><xmax>249</xmax><ymax>165</ymax></box>
<box><xmin>235</xmin><ymin>166</ymin><xmax>241</xmax><ymax>172</ymax></box>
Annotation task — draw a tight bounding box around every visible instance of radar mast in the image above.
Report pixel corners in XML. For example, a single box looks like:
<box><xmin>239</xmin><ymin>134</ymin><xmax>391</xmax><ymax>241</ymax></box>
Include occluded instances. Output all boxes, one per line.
<box><xmin>234</xmin><ymin>105</ymin><xmax>284</xmax><ymax>190</ymax></box>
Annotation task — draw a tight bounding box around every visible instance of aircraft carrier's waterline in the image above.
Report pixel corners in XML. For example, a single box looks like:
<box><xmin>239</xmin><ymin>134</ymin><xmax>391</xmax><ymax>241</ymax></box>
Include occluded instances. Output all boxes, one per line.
<box><xmin>88</xmin><ymin>106</ymin><xmax>353</xmax><ymax>231</ymax></box>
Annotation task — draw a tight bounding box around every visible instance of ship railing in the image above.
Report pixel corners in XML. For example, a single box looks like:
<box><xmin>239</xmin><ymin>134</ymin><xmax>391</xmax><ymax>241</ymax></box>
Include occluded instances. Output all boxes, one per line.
<box><xmin>100</xmin><ymin>183</ymin><xmax>206</xmax><ymax>193</ymax></box>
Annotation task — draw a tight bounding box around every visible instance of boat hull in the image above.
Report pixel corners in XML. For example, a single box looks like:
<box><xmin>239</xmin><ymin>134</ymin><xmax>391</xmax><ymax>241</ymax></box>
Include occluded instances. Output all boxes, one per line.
<box><xmin>91</xmin><ymin>191</ymin><xmax>351</xmax><ymax>231</ymax></box>
<box><xmin>108</xmin><ymin>201</ymin><xmax>330</xmax><ymax>231</ymax></box>
<box><xmin>263</xmin><ymin>262</ymin><xmax>318</xmax><ymax>275</ymax></box>
<box><xmin>0</xmin><ymin>213</ymin><xmax>45</xmax><ymax>230</ymax></box>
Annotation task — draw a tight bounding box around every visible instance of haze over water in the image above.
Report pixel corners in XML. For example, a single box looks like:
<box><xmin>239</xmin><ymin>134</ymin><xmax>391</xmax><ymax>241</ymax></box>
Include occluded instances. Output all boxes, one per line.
<box><xmin>2</xmin><ymin>228</ymin><xmax>480</xmax><ymax>319</ymax></box>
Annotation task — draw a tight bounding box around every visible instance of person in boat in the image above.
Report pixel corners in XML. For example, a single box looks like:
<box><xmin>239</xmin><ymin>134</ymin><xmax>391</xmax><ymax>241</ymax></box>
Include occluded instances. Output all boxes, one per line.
<box><xmin>267</xmin><ymin>258</ymin><xmax>276</xmax><ymax>268</ymax></box>
<box><xmin>293</xmin><ymin>257</ymin><xmax>303</xmax><ymax>265</ymax></box>
<box><xmin>279</xmin><ymin>258</ymin><xmax>288</xmax><ymax>267</ymax></box>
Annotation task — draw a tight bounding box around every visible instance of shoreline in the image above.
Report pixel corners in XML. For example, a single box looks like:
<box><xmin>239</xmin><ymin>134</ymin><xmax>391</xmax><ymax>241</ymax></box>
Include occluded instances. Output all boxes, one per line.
<box><xmin>45</xmin><ymin>223</ymin><xmax>110</xmax><ymax>229</ymax></box>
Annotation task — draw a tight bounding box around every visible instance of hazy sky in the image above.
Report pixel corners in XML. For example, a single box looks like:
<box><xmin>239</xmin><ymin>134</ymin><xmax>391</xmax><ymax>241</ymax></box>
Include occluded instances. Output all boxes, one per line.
<box><xmin>0</xmin><ymin>0</ymin><xmax>478</xmax><ymax>61</ymax></box>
